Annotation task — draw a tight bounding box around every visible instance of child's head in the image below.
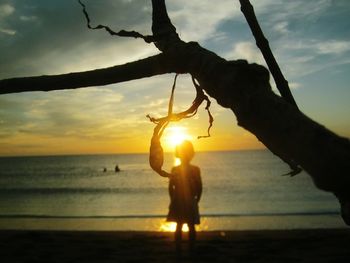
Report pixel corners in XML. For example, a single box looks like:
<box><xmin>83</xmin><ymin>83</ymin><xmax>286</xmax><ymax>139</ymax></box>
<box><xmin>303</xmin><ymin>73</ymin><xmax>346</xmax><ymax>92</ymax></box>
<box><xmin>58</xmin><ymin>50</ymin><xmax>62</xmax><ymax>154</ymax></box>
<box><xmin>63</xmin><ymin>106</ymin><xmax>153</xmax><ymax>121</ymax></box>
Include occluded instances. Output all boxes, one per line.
<box><xmin>175</xmin><ymin>140</ymin><xmax>194</xmax><ymax>163</ymax></box>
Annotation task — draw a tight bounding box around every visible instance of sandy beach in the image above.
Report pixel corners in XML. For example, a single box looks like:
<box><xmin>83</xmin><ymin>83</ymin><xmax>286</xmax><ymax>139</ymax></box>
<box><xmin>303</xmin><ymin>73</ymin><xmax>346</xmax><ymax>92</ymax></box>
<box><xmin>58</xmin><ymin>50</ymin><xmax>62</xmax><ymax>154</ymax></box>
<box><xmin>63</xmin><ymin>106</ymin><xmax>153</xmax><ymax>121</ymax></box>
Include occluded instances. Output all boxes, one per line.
<box><xmin>0</xmin><ymin>229</ymin><xmax>349</xmax><ymax>262</ymax></box>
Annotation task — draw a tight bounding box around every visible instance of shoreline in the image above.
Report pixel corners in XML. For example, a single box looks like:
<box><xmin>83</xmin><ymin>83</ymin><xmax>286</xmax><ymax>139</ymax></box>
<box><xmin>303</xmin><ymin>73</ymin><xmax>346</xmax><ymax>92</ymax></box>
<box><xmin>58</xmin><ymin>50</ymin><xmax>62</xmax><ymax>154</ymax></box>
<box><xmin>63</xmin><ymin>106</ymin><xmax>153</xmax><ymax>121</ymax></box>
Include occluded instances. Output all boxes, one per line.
<box><xmin>1</xmin><ymin>229</ymin><xmax>349</xmax><ymax>262</ymax></box>
<box><xmin>0</xmin><ymin>214</ymin><xmax>346</xmax><ymax>232</ymax></box>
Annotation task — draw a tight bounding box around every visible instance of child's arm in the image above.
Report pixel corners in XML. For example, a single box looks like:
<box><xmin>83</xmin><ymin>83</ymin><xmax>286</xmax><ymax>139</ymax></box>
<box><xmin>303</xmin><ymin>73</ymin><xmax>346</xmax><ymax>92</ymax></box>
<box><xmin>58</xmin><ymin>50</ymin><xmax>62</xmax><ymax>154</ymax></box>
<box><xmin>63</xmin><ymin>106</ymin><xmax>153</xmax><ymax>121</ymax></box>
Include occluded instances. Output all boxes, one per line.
<box><xmin>158</xmin><ymin>170</ymin><xmax>171</xmax><ymax>177</ymax></box>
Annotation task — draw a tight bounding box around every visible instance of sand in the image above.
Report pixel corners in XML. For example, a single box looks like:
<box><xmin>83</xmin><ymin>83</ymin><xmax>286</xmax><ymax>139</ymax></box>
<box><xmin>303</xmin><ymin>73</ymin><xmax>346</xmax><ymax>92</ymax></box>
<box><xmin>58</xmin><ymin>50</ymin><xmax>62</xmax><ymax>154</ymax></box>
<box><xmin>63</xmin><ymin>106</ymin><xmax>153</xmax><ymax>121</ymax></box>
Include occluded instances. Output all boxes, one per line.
<box><xmin>0</xmin><ymin>229</ymin><xmax>349</xmax><ymax>262</ymax></box>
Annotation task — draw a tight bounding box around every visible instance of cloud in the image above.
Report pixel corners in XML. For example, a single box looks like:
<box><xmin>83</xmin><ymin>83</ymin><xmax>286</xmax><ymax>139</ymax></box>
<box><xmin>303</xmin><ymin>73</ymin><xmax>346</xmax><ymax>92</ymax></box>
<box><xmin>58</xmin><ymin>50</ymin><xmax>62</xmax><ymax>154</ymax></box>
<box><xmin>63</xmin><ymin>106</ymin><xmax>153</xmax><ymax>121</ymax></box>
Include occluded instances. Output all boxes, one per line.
<box><xmin>289</xmin><ymin>82</ymin><xmax>302</xmax><ymax>90</ymax></box>
<box><xmin>251</xmin><ymin>0</ymin><xmax>333</xmax><ymax>24</ymax></box>
<box><xmin>167</xmin><ymin>0</ymin><xmax>240</xmax><ymax>42</ymax></box>
<box><xmin>225</xmin><ymin>1</ymin><xmax>350</xmax><ymax>80</ymax></box>
<box><xmin>0</xmin><ymin>95</ymin><xmax>32</xmax><ymax>138</ymax></box>
<box><xmin>0</xmin><ymin>87</ymin><xmax>128</xmax><ymax>141</ymax></box>
<box><xmin>0</xmin><ymin>28</ymin><xmax>16</xmax><ymax>35</ymax></box>
<box><xmin>0</xmin><ymin>3</ymin><xmax>16</xmax><ymax>36</ymax></box>
<box><xmin>316</xmin><ymin>40</ymin><xmax>350</xmax><ymax>55</ymax></box>
<box><xmin>272</xmin><ymin>21</ymin><xmax>289</xmax><ymax>34</ymax></box>
<box><xmin>168</xmin><ymin>0</ymin><xmax>333</xmax><ymax>43</ymax></box>
<box><xmin>284</xmin><ymin>39</ymin><xmax>350</xmax><ymax>55</ymax></box>
<box><xmin>276</xmin><ymin>38</ymin><xmax>350</xmax><ymax>78</ymax></box>
<box><xmin>226</xmin><ymin>41</ymin><xmax>265</xmax><ymax>65</ymax></box>
<box><xmin>0</xmin><ymin>4</ymin><xmax>14</xmax><ymax>18</ymax></box>
<box><xmin>19</xmin><ymin>15</ymin><xmax>37</xmax><ymax>22</ymax></box>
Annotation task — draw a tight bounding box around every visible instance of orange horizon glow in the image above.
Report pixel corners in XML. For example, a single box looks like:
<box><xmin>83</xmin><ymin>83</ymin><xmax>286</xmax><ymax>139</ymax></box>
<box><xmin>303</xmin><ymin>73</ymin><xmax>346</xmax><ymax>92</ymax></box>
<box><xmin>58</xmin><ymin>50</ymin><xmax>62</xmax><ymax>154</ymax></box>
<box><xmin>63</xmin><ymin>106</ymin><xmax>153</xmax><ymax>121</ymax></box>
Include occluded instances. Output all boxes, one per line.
<box><xmin>0</xmin><ymin>135</ymin><xmax>266</xmax><ymax>157</ymax></box>
<box><xmin>0</xmin><ymin>122</ymin><xmax>267</xmax><ymax>157</ymax></box>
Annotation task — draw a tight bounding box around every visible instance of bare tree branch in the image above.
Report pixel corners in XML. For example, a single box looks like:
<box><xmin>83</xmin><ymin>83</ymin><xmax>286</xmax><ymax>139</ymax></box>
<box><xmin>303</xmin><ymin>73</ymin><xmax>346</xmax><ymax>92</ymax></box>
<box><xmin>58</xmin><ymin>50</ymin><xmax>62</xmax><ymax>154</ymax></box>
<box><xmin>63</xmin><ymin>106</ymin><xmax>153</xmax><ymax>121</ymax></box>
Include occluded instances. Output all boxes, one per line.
<box><xmin>0</xmin><ymin>54</ymin><xmax>173</xmax><ymax>94</ymax></box>
<box><xmin>239</xmin><ymin>0</ymin><xmax>298</xmax><ymax>109</ymax></box>
<box><xmin>151</xmin><ymin>0</ymin><xmax>182</xmax><ymax>51</ymax></box>
<box><xmin>147</xmin><ymin>76</ymin><xmax>211</xmax><ymax>125</ymax></box>
<box><xmin>78</xmin><ymin>0</ymin><xmax>155</xmax><ymax>43</ymax></box>
<box><xmin>192</xmin><ymin>76</ymin><xmax>214</xmax><ymax>139</ymax></box>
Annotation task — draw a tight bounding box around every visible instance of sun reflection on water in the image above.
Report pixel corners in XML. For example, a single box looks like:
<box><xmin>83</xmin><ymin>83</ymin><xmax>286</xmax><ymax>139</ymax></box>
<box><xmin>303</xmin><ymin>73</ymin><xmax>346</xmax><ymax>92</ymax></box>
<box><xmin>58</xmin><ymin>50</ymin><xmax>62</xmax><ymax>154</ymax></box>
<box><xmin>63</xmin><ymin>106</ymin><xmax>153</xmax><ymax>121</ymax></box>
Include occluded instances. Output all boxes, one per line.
<box><xmin>158</xmin><ymin>219</ymin><xmax>208</xmax><ymax>232</ymax></box>
<box><xmin>159</xmin><ymin>222</ymin><xmax>188</xmax><ymax>232</ymax></box>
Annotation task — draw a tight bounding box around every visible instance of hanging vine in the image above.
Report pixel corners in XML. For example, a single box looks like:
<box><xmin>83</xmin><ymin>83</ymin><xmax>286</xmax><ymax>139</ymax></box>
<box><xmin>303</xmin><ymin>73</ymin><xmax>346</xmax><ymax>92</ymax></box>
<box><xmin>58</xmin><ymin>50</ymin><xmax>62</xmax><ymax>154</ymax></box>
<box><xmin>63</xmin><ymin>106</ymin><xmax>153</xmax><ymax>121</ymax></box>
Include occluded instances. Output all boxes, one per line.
<box><xmin>147</xmin><ymin>74</ymin><xmax>214</xmax><ymax>176</ymax></box>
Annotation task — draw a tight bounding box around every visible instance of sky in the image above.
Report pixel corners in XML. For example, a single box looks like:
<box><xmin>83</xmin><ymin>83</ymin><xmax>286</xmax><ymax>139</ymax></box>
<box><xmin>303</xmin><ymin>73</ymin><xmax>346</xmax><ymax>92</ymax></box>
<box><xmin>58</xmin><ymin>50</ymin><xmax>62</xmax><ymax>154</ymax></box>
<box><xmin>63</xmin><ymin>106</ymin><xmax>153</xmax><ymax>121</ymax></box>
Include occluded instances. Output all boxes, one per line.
<box><xmin>0</xmin><ymin>0</ymin><xmax>349</xmax><ymax>156</ymax></box>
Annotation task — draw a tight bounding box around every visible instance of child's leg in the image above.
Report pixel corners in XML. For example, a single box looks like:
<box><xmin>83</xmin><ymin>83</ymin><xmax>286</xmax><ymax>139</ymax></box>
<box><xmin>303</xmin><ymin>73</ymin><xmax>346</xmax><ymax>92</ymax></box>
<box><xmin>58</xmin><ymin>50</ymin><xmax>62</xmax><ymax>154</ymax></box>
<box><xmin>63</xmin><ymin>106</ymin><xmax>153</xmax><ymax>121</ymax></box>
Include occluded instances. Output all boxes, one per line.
<box><xmin>175</xmin><ymin>223</ymin><xmax>183</xmax><ymax>252</ymax></box>
<box><xmin>188</xmin><ymin>223</ymin><xmax>196</xmax><ymax>250</ymax></box>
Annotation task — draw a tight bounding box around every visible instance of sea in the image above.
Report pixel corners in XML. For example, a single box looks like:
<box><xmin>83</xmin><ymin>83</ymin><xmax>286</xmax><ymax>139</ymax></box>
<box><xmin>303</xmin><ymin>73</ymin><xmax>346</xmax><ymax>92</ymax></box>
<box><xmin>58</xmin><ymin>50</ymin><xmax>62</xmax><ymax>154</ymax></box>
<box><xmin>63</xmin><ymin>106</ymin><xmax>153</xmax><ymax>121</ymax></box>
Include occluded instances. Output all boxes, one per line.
<box><xmin>0</xmin><ymin>150</ymin><xmax>346</xmax><ymax>231</ymax></box>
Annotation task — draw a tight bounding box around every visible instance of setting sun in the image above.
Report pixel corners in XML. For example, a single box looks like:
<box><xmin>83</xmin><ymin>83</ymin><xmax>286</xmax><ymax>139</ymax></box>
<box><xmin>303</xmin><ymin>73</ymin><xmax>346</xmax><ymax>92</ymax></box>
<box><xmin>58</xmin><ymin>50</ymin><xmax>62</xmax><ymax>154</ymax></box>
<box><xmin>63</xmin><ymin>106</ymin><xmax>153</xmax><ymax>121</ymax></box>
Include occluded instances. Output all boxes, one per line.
<box><xmin>164</xmin><ymin>126</ymin><xmax>192</xmax><ymax>149</ymax></box>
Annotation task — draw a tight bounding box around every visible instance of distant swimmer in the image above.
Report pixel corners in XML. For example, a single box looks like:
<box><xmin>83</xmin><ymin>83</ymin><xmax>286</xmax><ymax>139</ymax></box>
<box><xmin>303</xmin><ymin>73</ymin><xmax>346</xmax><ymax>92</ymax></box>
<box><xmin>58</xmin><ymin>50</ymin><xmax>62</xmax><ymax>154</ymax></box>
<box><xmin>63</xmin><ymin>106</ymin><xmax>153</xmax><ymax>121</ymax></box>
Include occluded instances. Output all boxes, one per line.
<box><xmin>103</xmin><ymin>167</ymin><xmax>107</xmax><ymax>172</ymax></box>
<box><xmin>115</xmin><ymin>165</ymin><xmax>120</xmax><ymax>172</ymax></box>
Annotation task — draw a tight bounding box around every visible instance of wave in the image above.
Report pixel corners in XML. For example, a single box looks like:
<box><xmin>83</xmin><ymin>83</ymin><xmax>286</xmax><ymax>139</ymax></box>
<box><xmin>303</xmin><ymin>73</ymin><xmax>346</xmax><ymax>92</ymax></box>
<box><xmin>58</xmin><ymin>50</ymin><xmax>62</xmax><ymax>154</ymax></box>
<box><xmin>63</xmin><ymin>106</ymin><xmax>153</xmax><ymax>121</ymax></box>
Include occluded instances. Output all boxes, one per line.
<box><xmin>0</xmin><ymin>211</ymin><xmax>340</xmax><ymax>219</ymax></box>
<box><xmin>0</xmin><ymin>187</ymin><xmax>163</xmax><ymax>195</ymax></box>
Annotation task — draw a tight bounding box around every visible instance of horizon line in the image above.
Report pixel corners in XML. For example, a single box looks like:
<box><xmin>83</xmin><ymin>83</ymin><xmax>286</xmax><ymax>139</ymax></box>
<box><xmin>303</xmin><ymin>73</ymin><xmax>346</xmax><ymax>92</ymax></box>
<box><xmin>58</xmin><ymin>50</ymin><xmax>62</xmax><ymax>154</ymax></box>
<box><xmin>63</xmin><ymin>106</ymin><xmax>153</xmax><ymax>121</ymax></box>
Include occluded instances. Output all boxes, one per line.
<box><xmin>0</xmin><ymin>147</ymin><xmax>267</xmax><ymax>158</ymax></box>
<box><xmin>0</xmin><ymin>211</ymin><xmax>340</xmax><ymax>219</ymax></box>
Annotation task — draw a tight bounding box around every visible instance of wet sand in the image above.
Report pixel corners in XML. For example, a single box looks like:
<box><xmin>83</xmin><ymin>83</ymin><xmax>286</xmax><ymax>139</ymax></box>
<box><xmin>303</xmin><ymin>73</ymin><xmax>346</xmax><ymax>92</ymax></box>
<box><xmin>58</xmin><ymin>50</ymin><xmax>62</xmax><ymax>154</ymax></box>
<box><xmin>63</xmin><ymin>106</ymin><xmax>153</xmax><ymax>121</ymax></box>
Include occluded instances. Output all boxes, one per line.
<box><xmin>0</xmin><ymin>229</ymin><xmax>349</xmax><ymax>262</ymax></box>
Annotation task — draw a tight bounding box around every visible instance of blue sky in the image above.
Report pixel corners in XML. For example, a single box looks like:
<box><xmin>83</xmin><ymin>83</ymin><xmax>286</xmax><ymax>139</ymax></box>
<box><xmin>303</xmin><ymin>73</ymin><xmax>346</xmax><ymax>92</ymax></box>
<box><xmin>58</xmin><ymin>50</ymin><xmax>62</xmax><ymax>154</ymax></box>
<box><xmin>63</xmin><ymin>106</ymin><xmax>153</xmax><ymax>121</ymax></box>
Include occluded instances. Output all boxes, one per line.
<box><xmin>0</xmin><ymin>0</ymin><xmax>349</xmax><ymax>156</ymax></box>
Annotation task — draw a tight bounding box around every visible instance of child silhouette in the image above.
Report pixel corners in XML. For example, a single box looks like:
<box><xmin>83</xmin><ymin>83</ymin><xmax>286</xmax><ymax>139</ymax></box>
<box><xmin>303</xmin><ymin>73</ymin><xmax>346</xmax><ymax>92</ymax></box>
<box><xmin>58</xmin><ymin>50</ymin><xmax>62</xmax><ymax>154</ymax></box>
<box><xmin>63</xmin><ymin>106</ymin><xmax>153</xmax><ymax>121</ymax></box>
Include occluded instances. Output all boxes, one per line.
<box><xmin>166</xmin><ymin>140</ymin><xmax>202</xmax><ymax>252</ymax></box>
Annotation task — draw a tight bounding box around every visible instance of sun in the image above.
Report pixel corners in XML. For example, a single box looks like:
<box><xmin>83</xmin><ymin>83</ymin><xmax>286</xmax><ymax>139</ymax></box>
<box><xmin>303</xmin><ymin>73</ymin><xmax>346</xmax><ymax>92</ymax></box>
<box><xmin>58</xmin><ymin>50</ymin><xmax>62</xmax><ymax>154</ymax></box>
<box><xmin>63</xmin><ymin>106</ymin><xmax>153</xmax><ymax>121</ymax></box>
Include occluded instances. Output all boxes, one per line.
<box><xmin>164</xmin><ymin>126</ymin><xmax>192</xmax><ymax>149</ymax></box>
<box><xmin>163</xmin><ymin>125</ymin><xmax>193</xmax><ymax>165</ymax></box>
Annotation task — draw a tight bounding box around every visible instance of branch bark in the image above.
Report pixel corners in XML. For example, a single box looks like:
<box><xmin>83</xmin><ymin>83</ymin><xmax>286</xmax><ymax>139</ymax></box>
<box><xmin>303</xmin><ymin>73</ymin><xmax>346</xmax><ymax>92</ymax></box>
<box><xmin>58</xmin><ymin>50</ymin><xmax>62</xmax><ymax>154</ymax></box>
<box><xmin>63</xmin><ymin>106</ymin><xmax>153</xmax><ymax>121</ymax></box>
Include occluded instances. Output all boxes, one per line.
<box><xmin>78</xmin><ymin>0</ymin><xmax>155</xmax><ymax>43</ymax></box>
<box><xmin>0</xmin><ymin>54</ymin><xmax>173</xmax><ymax>94</ymax></box>
<box><xmin>151</xmin><ymin>0</ymin><xmax>181</xmax><ymax>51</ymax></box>
<box><xmin>239</xmin><ymin>0</ymin><xmax>298</xmax><ymax>109</ymax></box>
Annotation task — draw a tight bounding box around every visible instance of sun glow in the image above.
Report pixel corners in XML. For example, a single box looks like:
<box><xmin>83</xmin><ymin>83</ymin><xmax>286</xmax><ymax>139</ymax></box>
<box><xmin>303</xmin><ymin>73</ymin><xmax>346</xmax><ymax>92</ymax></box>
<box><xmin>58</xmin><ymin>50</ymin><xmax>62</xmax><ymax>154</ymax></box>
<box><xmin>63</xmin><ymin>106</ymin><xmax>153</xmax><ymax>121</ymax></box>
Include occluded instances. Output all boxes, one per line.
<box><xmin>164</xmin><ymin>126</ymin><xmax>192</xmax><ymax>149</ymax></box>
<box><xmin>174</xmin><ymin>157</ymin><xmax>181</xmax><ymax>166</ymax></box>
<box><xmin>163</xmin><ymin>125</ymin><xmax>192</xmax><ymax>165</ymax></box>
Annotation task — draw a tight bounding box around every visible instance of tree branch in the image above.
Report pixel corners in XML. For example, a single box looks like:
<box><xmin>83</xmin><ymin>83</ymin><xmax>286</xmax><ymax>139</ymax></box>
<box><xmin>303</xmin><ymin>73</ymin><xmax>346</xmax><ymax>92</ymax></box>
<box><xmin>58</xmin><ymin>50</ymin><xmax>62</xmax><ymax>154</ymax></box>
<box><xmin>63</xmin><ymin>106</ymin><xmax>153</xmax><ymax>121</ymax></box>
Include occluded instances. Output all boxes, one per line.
<box><xmin>239</xmin><ymin>0</ymin><xmax>298</xmax><ymax>109</ymax></box>
<box><xmin>147</xmin><ymin>75</ymin><xmax>213</xmax><ymax>137</ymax></box>
<box><xmin>151</xmin><ymin>0</ymin><xmax>181</xmax><ymax>51</ymax></box>
<box><xmin>78</xmin><ymin>0</ymin><xmax>155</xmax><ymax>43</ymax></box>
<box><xmin>0</xmin><ymin>54</ymin><xmax>173</xmax><ymax>94</ymax></box>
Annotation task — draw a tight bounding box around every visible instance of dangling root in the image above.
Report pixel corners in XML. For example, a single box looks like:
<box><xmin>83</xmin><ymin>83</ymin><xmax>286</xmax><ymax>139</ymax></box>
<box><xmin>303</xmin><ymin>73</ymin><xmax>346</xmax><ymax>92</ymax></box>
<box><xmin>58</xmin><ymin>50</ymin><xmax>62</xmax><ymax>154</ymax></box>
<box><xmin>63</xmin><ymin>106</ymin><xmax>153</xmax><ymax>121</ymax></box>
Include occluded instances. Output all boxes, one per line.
<box><xmin>149</xmin><ymin>121</ymin><xmax>167</xmax><ymax>174</ymax></box>
<box><xmin>147</xmin><ymin>74</ymin><xmax>177</xmax><ymax>176</ymax></box>
<box><xmin>147</xmin><ymin>74</ymin><xmax>214</xmax><ymax>176</ymax></box>
<box><xmin>192</xmin><ymin>77</ymin><xmax>214</xmax><ymax>139</ymax></box>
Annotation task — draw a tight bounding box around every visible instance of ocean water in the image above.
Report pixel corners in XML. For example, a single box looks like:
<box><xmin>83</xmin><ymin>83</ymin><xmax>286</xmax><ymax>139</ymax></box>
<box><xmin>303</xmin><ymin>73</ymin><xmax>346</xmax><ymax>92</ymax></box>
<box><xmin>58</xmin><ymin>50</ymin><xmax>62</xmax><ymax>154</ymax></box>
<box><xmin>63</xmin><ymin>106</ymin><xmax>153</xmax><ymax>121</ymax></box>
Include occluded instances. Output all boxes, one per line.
<box><xmin>0</xmin><ymin>150</ymin><xmax>345</xmax><ymax>231</ymax></box>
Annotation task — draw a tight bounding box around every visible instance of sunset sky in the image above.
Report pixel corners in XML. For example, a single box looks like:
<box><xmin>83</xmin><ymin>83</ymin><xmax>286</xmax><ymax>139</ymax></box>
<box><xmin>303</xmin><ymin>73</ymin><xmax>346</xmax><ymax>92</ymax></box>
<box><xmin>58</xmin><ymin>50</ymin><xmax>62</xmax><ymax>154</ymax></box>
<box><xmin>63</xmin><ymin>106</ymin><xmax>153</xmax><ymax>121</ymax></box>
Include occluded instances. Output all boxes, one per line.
<box><xmin>0</xmin><ymin>0</ymin><xmax>349</xmax><ymax>156</ymax></box>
